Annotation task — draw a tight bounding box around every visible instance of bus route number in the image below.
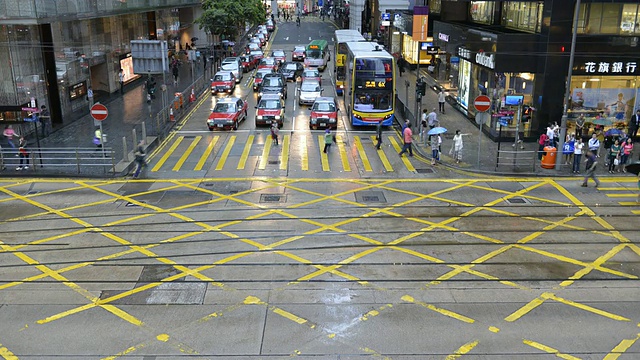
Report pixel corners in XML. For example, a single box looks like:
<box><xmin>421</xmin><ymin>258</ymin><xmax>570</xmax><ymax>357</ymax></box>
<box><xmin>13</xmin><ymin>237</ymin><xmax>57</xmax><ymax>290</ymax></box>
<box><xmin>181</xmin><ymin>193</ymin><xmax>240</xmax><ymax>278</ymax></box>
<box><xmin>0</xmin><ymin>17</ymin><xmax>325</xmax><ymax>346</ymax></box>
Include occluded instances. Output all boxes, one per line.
<box><xmin>365</xmin><ymin>80</ymin><xmax>386</xmax><ymax>88</ymax></box>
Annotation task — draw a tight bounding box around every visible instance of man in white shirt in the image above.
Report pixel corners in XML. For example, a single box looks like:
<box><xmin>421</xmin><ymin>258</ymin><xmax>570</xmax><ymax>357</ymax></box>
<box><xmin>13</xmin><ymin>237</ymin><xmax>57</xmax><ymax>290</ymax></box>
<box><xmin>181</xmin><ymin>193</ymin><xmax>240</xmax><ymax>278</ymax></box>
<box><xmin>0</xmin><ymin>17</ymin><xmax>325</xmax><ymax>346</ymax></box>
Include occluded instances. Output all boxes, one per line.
<box><xmin>427</xmin><ymin>108</ymin><xmax>439</xmax><ymax>129</ymax></box>
<box><xmin>546</xmin><ymin>123</ymin><xmax>556</xmax><ymax>147</ymax></box>
<box><xmin>420</xmin><ymin>109</ymin><xmax>428</xmax><ymax>143</ymax></box>
<box><xmin>587</xmin><ymin>133</ymin><xmax>600</xmax><ymax>157</ymax></box>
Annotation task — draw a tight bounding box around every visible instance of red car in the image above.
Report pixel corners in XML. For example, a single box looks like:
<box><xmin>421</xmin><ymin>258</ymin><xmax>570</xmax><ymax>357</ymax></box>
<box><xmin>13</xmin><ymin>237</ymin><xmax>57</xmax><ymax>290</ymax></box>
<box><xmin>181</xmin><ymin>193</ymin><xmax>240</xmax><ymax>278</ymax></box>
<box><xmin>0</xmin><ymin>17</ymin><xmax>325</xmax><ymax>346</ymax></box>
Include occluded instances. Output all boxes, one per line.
<box><xmin>250</xmin><ymin>49</ymin><xmax>264</xmax><ymax>61</ymax></box>
<box><xmin>255</xmin><ymin>94</ymin><xmax>285</xmax><ymax>127</ymax></box>
<box><xmin>252</xmin><ymin>68</ymin><xmax>275</xmax><ymax>91</ymax></box>
<box><xmin>301</xmin><ymin>68</ymin><xmax>322</xmax><ymax>85</ymax></box>
<box><xmin>210</xmin><ymin>71</ymin><xmax>236</xmax><ymax>95</ymax></box>
<box><xmin>272</xmin><ymin>50</ymin><xmax>286</xmax><ymax>65</ymax></box>
<box><xmin>239</xmin><ymin>55</ymin><xmax>258</xmax><ymax>72</ymax></box>
<box><xmin>258</xmin><ymin>57</ymin><xmax>278</xmax><ymax>71</ymax></box>
<box><xmin>292</xmin><ymin>45</ymin><xmax>305</xmax><ymax>61</ymax></box>
<box><xmin>207</xmin><ymin>97</ymin><xmax>248</xmax><ymax>131</ymax></box>
<box><xmin>309</xmin><ymin>97</ymin><xmax>338</xmax><ymax>130</ymax></box>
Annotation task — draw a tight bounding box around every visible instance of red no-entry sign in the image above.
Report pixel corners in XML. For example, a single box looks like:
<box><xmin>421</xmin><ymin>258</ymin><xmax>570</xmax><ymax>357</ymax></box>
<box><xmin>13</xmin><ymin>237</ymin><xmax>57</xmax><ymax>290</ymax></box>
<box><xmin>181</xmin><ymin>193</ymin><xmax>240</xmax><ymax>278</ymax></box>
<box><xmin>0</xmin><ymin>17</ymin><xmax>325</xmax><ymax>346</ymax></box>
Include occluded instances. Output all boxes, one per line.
<box><xmin>473</xmin><ymin>95</ymin><xmax>491</xmax><ymax>112</ymax></box>
<box><xmin>90</xmin><ymin>103</ymin><xmax>108</xmax><ymax>121</ymax></box>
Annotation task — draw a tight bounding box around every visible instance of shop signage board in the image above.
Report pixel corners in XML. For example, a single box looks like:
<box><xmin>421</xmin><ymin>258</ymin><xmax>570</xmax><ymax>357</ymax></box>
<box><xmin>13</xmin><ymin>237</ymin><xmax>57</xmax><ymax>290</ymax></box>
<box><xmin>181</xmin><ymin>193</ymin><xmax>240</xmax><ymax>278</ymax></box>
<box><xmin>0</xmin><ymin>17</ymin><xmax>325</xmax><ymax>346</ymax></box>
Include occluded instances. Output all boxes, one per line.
<box><xmin>426</xmin><ymin>46</ymin><xmax>439</xmax><ymax>55</ymax></box>
<box><xmin>474</xmin><ymin>95</ymin><xmax>491</xmax><ymax>112</ymax></box>
<box><xmin>382</xmin><ymin>13</ymin><xmax>390</xmax><ymax>21</ymax></box>
<box><xmin>90</xmin><ymin>103</ymin><xmax>108</xmax><ymax>121</ymax></box>
<box><xmin>582</xmin><ymin>61</ymin><xmax>637</xmax><ymax>75</ymax></box>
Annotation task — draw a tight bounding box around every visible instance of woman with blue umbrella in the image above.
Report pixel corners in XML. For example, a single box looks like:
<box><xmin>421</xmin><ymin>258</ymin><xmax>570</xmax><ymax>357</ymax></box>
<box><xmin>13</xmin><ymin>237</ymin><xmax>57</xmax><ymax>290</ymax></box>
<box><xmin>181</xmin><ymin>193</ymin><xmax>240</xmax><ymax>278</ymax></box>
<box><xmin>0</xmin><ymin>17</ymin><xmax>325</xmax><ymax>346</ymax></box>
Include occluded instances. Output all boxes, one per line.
<box><xmin>427</xmin><ymin>127</ymin><xmax>447</xmax><ymax>164</ymax></box>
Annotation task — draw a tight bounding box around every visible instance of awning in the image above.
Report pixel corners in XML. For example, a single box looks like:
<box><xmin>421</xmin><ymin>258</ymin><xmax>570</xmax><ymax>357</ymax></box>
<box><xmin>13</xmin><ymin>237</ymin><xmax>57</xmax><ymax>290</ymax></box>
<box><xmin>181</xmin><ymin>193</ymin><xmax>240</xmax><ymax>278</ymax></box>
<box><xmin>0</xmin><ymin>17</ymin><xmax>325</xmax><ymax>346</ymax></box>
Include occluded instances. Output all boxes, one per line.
<box><xmin>378</xmin><ymin>0</ymin><xmax>409</xmax><ymax>13</ymax></box>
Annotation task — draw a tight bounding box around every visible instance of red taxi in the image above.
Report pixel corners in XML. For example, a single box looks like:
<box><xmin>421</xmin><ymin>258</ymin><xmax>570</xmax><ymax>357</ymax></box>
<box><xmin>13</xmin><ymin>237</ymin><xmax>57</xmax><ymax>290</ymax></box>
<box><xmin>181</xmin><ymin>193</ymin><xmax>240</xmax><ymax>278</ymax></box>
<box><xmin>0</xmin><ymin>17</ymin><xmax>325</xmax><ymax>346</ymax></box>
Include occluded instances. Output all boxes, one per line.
<box><xmin>309</xmin><ymin>97</ymin><xmax>338</xmax><ymax>130</ymax></box>
<box><xmin>301</xmin><ymin>68</ymin><xmax>322</xmax><ymax>85</ymax></box>
<box><xmin>255</xmin><ymin>94</ymin><xmax>285</xmax><ymax>127</ymax></box>
<box><xmin>292</xmin><ymin>45</ymin><xmax>305</xmax><ymax>62</ymax></box>
<box><xmin>210</xmin><ymin>71</ymin><xmax>236</xmax><ymax>95</ymax></box>
<box><xmin>240</xmin><ymin>55</ymin><xmax>258</xmax><ymax>72</ymax></box>
<box><xmin>207</xmin><ymin>97</ymin><xmax>248</xmax><ymax>131</ymax></box>
<box><xmin>258</xmin><ymin>57</ymin><xmax>278</xmax><ymax>71</ymax></box>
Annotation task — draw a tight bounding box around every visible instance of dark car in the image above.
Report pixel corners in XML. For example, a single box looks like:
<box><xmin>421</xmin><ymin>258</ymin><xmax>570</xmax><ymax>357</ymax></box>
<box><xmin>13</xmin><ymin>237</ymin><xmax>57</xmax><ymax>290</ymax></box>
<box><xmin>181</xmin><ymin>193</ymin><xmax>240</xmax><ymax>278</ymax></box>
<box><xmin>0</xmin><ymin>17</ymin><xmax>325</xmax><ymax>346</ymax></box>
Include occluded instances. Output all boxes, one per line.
<box><xmin>278</xmin><ymin>61</ymin><xmax>304</xmax><ymax>82</ymax></box>
<box><xmin>207</xmin><ymin>97</ymin><xmax>248</xmax><ymax>131</ymax></box>
<box><xmin>266</xmin><ymin>20</ymin><xmax>275</xmax><ymax>32</ymax></box>
<box><xmin>252</xmin><ymin>68</ymin><xmax>275</xmax><ymax>91</ymax></box>
<box><xmin>258</xmin><ymin>73</ymin><xmax>287</xmax><ymax>101</ymax></box>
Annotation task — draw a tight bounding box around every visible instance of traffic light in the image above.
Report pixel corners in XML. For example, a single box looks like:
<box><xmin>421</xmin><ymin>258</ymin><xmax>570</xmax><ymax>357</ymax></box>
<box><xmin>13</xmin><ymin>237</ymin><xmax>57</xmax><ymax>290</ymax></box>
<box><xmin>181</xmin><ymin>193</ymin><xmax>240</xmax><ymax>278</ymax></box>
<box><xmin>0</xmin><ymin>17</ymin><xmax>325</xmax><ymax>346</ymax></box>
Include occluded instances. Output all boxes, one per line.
<box><xmin>416</xmin><ymin>79</ymin><xmax>427</xmax><ymax>97</ymax></box>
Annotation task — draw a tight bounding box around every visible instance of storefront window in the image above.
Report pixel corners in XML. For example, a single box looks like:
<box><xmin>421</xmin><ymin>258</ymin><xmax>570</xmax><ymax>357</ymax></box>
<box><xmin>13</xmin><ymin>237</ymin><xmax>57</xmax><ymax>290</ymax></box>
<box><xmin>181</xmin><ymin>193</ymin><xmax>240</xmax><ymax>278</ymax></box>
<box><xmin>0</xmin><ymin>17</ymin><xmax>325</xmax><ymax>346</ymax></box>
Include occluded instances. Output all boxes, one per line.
<box><xmin>429</xmin><ymin>0</ymin><xmax>441</xmax><ymax>14</ymax></box>
<box><xmin>470</xmin><ymin>1</ymin><xmax>495</xmax><ymax>25</ymax></box>
<box><xmin>501</xmin><ymin>2</ymin><xmax>543</xmax><ymax>33</ymax></box>
<box><xmin>569</xmin><ymin>75</ymin><xmax>639</xmax><ymax>127</ymax></box>
<box><xmin>578</xmin><ymin>3</ymin><xmax>640</xmax><ymax>35</ymax></box>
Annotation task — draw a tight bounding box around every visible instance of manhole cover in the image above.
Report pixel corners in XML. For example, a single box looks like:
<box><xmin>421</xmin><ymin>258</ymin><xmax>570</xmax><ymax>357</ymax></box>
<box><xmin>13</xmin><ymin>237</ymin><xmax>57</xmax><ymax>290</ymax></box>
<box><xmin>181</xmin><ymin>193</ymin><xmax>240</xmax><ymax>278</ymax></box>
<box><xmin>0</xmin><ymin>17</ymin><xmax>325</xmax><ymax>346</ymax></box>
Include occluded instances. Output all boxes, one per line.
<box><xmin>506</xmin><ymin>197</ymin><xmax>529</xmax><ymax>204</ymax></box>
<box><xmin>355</xmin><ymin>191</ymin><xmax>386</xmax><ymax>203</ymax></box>
<box><xmin>268</xmin><ymin>160</ymin><xmax>280</xmax><ymax>165</ymax></box>
<box><xmin>260</xmin><ymin>194</ymin><xmax>286</xmax><ymax>203</ymax></box>
<box><xmin>416</xmin><ymin>168</ymin><xmax>435</xmax><ymax>174</ymax></box>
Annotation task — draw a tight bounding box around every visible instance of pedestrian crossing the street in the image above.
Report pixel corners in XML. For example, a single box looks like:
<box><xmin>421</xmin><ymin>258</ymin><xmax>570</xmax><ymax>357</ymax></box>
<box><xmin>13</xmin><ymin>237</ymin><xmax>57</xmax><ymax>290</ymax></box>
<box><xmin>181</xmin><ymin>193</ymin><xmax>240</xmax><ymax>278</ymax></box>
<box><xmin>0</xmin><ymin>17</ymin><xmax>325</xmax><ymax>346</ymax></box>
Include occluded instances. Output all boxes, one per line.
<box><xmin>149</xmin><ymin>132</ymin><xmax>418</xmax><ymax>174</ymax></box>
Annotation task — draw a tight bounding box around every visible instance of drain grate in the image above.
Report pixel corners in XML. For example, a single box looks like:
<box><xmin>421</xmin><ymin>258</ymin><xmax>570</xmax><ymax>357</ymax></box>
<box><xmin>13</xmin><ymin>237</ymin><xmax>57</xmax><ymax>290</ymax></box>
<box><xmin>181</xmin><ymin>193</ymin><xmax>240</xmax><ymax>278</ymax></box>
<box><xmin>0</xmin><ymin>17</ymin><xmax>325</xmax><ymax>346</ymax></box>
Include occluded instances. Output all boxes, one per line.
<box><xmin>505</xmin><ymin>197</ymin><xmax>529</xmax><ymax>204</ymax></box>
<box><xmin>416</xmin><ymin>168</ymin><xmax>435</xmax><ymax>174</ymax></box>
<box><xmin>260</xmin><ymin>194</ymin><xmax>285</xmax><ymax>203</ymax></box>
<box><xmin>268</xmin><ymin>160</ymin><xmax>280</xmax><ymax>165</ymax></box>
<box><xmin>125</xmin><ymin>201</ymin><xmax>146</xmax><ymax>207</ymax></box>
<box><xmin>229</xmin><ymin>190</ymin><xmax>239</xmax><ymax>194</ymax></box>
<box><xmin>355</xmin><ymin>191</ymin><xmax>387</xmax><ymax>203</ymax></box>
<box><xmin>203</xmin><ymin>183</ymin><xmax>214</xmax><ymax>187</ymax></box>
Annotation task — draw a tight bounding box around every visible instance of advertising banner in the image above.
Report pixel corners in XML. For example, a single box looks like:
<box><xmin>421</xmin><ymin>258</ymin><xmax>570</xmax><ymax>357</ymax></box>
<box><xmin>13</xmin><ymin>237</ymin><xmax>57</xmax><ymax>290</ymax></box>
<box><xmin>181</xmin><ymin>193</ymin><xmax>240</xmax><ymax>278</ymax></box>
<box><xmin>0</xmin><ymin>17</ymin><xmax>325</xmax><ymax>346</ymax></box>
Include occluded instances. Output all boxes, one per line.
<box><xmin>412</xmin><ymin>6</ymin><xmax>429</xmax><ymax>42</ymax></box>
<box><xmin>571</xmin><ymin>87</ymin><xmax>638</xmax><ymax>121</ymax></box>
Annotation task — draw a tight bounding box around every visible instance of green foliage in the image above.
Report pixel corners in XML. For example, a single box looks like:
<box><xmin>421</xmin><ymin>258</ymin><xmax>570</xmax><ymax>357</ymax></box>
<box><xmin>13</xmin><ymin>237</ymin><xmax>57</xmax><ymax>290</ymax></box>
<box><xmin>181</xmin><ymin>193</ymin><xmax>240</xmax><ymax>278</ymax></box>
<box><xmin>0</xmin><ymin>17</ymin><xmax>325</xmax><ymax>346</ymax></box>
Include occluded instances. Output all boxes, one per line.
<box><xmin>196</xmin><ymin>0</ymin><xmax>266</xmax><ymax>37</ymax></box>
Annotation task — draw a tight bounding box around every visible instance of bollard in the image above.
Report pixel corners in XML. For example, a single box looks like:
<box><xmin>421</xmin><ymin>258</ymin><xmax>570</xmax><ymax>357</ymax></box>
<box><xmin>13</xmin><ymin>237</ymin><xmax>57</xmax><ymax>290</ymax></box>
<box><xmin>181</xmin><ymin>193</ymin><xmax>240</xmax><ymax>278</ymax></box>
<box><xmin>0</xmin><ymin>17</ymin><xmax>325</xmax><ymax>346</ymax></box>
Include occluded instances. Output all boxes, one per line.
<box><xmin>141</xmin><ymin>122</ymin><xmax>147</xmax><ymax>142</ymax></box>
<box><xmin>122</xmin><ymin>137</ymin><xmax>129</xmax><ymax>162</ymax></box>
<box><xmin>132</xmin><ymin>129</ymin><xmax>137</xmax><ymax>152</ymax></box>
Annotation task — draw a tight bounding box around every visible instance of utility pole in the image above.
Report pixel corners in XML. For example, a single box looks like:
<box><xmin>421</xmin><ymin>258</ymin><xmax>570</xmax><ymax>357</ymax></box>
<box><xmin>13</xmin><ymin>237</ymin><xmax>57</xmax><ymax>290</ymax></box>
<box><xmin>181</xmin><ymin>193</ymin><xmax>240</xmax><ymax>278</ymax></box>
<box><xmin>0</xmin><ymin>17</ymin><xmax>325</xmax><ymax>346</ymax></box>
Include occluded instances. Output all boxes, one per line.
<box><xmin>556</xmin><ymin>0</ymin><xmax>581</xmax><ymax>169</ymax></box>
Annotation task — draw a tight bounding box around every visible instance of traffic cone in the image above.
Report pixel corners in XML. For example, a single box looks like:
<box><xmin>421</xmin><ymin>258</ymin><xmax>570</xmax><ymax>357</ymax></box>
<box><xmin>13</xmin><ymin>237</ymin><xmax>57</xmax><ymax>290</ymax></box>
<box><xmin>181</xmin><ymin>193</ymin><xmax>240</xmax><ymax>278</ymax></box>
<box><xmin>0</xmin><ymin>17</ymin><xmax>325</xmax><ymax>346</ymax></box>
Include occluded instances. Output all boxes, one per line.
<box><xmin>189</xmin><ymin>87</ymin><xmax>196</xmax><ymax>103</ymax></box>
<box><xmin>170</xmin><ymin>107</ymin><xmax>175</xmax><ymax>122</ymax></box>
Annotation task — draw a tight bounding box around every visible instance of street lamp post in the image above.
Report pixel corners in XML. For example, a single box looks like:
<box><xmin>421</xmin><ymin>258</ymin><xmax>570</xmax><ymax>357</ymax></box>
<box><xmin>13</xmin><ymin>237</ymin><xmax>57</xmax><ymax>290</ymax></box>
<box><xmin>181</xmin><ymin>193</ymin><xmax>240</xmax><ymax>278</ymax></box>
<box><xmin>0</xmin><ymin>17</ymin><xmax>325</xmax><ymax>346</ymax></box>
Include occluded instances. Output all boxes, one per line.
<box><xmin>556</xmin><ymin>0</ymin><xmax>581</xmax><ymax>169</ymax></box>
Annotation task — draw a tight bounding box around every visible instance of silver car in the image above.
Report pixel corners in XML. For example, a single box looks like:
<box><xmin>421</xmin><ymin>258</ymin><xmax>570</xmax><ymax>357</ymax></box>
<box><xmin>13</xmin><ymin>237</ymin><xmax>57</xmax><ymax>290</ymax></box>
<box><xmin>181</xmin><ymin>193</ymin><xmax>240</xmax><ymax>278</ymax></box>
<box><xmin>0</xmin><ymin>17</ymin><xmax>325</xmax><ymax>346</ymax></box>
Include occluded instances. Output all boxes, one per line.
<box><xmin>221</xmin><ymin>57</ymin><xmax>242</xmax><ymax>83</ymax></box>
<box><xmin>298</xmin><ymin>80</ymin><xmax>323</xmax><ymax>105</ymax></box>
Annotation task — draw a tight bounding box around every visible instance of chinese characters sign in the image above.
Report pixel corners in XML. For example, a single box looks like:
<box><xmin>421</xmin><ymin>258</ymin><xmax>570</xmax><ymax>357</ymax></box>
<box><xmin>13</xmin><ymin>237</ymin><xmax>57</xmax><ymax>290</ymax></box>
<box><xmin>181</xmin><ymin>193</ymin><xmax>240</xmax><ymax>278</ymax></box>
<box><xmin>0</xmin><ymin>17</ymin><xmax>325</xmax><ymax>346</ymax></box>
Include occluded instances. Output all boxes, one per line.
<box><xmin>581</xmin><ymin>61</ymin><xmax>637</xmax><ymax>75</ymax></box>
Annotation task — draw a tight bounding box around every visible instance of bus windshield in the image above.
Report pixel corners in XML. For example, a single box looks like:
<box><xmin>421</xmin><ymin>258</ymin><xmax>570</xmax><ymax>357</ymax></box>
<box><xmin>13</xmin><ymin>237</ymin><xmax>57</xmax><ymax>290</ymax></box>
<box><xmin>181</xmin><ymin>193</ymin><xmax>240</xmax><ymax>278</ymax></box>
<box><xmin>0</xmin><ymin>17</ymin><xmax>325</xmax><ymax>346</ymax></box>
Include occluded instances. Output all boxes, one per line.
<box><xmin>307</xmin><ymin>50</ymin><xmax>322</xmax><ymax>59</ymax></box>
<box><xmin>354</xmin><ymin>90</ymin><xmax>392</xmax><ymax>111</ymax></box>
<box><xmin>352</xmin><ymin>57</ymin><xmax>393</xmax><ymax>112</ymax></box>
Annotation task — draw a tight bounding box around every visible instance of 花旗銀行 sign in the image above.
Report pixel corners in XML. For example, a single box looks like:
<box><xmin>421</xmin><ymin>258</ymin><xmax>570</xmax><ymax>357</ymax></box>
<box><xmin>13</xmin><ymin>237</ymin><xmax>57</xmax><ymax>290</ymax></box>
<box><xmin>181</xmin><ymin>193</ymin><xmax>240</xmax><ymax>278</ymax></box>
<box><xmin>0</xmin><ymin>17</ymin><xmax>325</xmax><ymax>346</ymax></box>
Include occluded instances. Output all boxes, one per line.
<box><xmin>582</xmin><ymin>61</ymin><xmax>637</xmax><ymax>75</ymax></box>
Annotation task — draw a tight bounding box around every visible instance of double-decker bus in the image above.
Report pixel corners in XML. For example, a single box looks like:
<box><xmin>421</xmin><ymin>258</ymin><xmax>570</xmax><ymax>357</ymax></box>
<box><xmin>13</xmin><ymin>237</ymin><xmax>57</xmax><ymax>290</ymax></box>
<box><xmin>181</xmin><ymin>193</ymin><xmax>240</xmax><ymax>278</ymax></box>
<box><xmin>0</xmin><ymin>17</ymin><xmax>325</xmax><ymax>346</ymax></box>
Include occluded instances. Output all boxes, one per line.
<box><xmin>304</xmin><ymin>40</ymin><xmax>330</xmax><ymax>71</ymax></box>
<box><xmin>333</xmin><ymin>30</ymin><xmax>365</xmax><ymax>96</ymax></box>
<box><xmin>344</xmin><ymin>43</ymin><xmax>395</xmax><ymax>126</ymax></box>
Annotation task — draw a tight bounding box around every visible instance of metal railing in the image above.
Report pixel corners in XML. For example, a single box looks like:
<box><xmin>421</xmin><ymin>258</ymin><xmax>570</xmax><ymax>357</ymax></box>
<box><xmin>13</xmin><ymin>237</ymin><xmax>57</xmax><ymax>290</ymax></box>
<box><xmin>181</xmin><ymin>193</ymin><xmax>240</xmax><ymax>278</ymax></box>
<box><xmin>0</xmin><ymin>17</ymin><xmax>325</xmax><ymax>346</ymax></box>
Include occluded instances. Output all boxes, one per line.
<box><xmin>0</xmin><ymin>148</ymin><xmax>116</xmax><ymax>175</ymax></box>
<box><xmin>495</xmin><ymin>150</ymin><xmax>537</xmax><ymax>173</ymax></box>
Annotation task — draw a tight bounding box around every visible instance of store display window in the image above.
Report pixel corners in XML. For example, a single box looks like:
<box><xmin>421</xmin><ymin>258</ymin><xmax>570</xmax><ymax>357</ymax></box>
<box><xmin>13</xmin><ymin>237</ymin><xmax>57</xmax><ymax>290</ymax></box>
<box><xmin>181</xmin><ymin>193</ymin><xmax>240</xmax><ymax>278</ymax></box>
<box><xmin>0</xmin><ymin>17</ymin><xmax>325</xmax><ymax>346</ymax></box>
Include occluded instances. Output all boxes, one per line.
<box><xmin>578</xmin><ymin>3</ymin><xmax>640</xmax><ymax>35</ymax></box>
<box><xmin>470</xmin><ymin>1</ymin><xmax>495</xmax><ymax>25</ymax></box>
<box><xmin>501</xmin><ymin>1</ymin><xmax>543</xmax><ymax>33</ymax></box>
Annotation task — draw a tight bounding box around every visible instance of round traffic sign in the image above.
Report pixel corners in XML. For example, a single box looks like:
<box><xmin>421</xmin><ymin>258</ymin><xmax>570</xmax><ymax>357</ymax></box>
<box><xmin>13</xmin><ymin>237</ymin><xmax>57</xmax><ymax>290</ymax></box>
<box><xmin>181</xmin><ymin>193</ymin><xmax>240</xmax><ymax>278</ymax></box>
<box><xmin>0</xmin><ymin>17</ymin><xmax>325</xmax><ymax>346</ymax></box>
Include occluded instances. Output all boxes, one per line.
<box><xmin>90</xmin><ymin>103</ymin><xmax>108</xmax><ymax>121</ymax></box>
<box><xmin>473</xmin><ymin>95</ymin><xmax>491</xmax><ymax>112</ymax></box>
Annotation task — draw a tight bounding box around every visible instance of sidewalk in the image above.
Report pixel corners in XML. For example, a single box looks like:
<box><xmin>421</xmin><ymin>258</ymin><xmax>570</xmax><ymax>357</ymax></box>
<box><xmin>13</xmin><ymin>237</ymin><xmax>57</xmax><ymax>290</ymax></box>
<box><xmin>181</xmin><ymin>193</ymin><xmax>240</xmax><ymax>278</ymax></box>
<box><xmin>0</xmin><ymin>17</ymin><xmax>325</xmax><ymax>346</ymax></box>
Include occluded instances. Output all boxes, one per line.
<box><xmin>38</xmin><ymin>60</ymin><xmax>207</xmax><ymax>164</ymax></box>
<box><xmin>394</xmin><ymin>68</ymin><xmax>629</xmax><ymax>177</ymax></box>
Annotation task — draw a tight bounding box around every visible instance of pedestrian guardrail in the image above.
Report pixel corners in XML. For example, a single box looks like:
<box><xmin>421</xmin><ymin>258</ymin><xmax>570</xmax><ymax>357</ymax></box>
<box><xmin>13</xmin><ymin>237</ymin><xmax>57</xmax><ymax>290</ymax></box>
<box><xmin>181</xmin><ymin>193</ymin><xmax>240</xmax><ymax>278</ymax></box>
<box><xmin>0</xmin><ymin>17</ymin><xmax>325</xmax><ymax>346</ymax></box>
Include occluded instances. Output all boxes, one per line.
<box><xmin>0</xmin><ymin>148</ymin><xmax>116</xmax><ymax>175</ymax></box>
<box><xmin>495</xmin><ymin>150</ymin><xmax>537</xmax><ymax>173</ymax></box>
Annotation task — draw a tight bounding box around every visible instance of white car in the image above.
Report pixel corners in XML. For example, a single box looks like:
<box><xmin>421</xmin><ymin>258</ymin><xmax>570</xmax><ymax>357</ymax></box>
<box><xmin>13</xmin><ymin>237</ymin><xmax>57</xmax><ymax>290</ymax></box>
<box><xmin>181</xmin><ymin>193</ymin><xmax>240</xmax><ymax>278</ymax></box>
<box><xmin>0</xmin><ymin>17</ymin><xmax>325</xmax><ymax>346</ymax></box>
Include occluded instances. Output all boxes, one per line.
<box><xmin>298</xmin><ymin>80</ymin><xmax>323</xmax><ymax>105</ymax></box>
<box><xmin>221</xmin><ymin>57</ymin><xmax>242</xmax><ymax>83</ymax></box>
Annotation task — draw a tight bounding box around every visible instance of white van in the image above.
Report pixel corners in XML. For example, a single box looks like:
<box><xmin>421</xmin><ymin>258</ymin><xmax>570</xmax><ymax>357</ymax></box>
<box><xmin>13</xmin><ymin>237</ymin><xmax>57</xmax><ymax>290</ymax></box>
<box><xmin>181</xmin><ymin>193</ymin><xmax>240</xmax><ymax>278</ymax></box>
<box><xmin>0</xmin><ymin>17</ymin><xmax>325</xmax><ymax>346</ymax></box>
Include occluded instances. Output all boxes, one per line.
<box><xmin>221</xmin><ymin>57</ymin><xmax>242</xmax><ymax>83</ymax></box>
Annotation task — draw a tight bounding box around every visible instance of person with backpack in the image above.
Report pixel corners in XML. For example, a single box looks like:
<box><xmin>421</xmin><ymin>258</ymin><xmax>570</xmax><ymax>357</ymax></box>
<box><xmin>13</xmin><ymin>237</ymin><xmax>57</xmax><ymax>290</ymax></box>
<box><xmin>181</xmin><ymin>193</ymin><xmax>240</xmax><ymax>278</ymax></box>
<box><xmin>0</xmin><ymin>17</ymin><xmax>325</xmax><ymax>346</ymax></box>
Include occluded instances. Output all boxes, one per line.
<box><xmin>323</xmin><ymin>128</ymin><xmax>335</xmax><ymax>153</ymax></box>
<box><xmin>16</xmin><ymin>137</ymin><xmax>29</xmax><ymax>171</ymax></box>
<box><xmin>270</xmin><ymin>121</ymin><xmax>279</xmax><ymax>146</ymax></box>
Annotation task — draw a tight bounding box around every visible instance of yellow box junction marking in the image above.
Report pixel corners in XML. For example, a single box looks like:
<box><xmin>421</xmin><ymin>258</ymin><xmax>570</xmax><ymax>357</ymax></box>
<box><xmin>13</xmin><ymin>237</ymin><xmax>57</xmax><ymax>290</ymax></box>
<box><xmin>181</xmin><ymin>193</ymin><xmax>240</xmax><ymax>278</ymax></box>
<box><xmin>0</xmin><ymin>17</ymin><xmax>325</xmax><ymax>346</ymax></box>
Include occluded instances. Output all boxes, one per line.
<box><xmin>258</xmin><ymin>135</ymin><xmax>273</xmax><ymax>169</ymax></box>
<box><xmin>523</xmin><ymin>339</ymin><xmax>581</xmax><ymax>360</ymax></box>
<box><xmin>370</xmin><ymin>135</ymin><xmax>393</xmax><ymax>172</ymax></box>
<box><xmin>215</xmin><ymin>135</ymin><xmax>235</xmax><ymax>170</ymax></box>
<box><xmin>387</xmin><ymin>135</ymin><xmax>416</xmax><ymax>171</ymax></box>
<box><xmin>335</xmin><ymin>134</ymin><xmax>351</xmax><ymax>171</ymax></box>
<box><xmin>604</xmin><ymin>332</ymin><xmax>640</xmax><ymax>360</ymax></box>
<box><xmin>151</xmin><ymin>135</ymin><xmax>184</xmax><ymax>172</ymax></box>
<box><xmin>301</xmin><ymin>135</ymin><xmax>308</xmax><ymax>171</ymax></box>
<box><xmin>318</xmin><ymin>135</ymin><xmax>330</xmax><ymax>171</ymax></box>
<box><xmin>280</xmin><ymin>134</ymin><xmax>290</xmax><ymax>170</ymax></box>
<box><xmin>172</xmin><ymin>136</ymin><xmax>201</xmax><ymax>171</ymax></box>
<box><xmin>401</xmin><ymin>295</ymin><xmax>475</xmax><ymax>323</ymax></box>
<box><xmin>194</xmin><ymin>135</ymin><xmax>218</xmax><ymax>171</ymax></box>
<box><xmin>237</xmin><ymin>135</ymin><xmax>254</xmax><ymax>170</ymax></box>
<box><xmin>0</xmin><ymin>342</ymin><xmax>18</xmax><ymax>360</ymax></box>
<box><xmin>445</xmin><ymin>340</ymin><xmax>479</xmax><ymax>360</ymax></box>
<box><xmin>353</xmin><ymin>136</ymin><xmax>372</xmax><ymax>171</ymax></box>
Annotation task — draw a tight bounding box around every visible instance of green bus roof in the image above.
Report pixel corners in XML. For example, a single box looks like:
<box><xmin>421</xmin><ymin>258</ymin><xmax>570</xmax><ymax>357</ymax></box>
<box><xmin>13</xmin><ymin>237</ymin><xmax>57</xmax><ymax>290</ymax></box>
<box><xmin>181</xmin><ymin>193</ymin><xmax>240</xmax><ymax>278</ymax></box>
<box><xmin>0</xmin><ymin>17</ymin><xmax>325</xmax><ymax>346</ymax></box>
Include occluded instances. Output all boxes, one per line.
<box><xmin>307</xmin><ymin>40</ymin><xmax>328</xmax><ymax>50</ymax></box>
